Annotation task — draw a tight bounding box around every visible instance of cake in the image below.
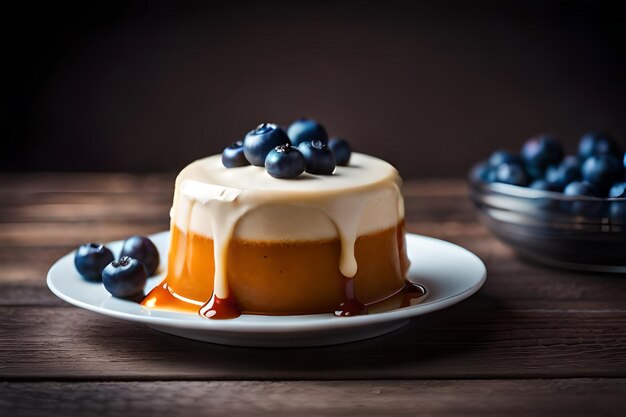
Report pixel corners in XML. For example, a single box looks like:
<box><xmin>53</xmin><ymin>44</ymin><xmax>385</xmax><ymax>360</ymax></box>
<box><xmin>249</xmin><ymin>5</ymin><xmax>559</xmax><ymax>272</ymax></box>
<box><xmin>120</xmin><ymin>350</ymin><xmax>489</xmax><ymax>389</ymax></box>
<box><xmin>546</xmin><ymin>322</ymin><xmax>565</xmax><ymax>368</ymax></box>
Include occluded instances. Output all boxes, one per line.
<box><xmin>141</xmin><ymin>120</ymin><xmax>416</xmax><ymax>319</ymax></box>
<box><xmin>141</xmin><ymin>151</ymin><xmax>412</xmax><ymax>318</ymax></box>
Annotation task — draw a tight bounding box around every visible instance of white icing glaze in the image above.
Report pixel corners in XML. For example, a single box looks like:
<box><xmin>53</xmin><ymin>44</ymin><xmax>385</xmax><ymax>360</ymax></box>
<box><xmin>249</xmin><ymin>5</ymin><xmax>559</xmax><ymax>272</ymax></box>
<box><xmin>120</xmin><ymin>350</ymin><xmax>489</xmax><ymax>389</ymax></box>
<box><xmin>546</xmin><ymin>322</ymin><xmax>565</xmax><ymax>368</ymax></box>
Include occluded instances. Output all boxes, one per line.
<box><xmin>169</xmin><ymin>153</ymin><xmax>405</xmax><ymax>299</ymax></box>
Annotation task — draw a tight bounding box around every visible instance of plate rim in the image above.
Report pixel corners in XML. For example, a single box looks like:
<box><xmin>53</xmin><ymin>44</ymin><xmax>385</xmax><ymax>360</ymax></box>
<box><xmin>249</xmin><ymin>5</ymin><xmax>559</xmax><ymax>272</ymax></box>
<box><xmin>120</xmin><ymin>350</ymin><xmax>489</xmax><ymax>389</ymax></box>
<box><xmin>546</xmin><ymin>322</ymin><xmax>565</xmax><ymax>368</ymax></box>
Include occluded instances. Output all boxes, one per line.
<box><xmin>47</xmin><ymin>232</ymin><xmax>487</xmax><ymax>333</ymax></box>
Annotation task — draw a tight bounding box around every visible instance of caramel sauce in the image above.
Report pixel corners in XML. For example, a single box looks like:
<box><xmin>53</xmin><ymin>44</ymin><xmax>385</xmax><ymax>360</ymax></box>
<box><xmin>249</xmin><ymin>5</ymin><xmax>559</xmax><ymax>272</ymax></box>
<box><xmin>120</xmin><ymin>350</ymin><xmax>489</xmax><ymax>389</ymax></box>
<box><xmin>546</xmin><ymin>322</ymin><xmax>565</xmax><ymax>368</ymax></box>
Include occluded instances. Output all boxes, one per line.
<box><xmin>335</xmin><ymin>277</ymin><xmax>367</xmax><ymax>317</ymax></box>
<box><xmin>141</xmin><ymin>221</ymin><xmax>414</xmax><ymax>318</ymax></box>
<box><xmin>400</xmin><ymin>281</ymin><xmax>427</xmax><ymax>308</ymax></box>
<box><xmin>364</xmin><ymin>280</ymin><xmax>427</xmax><ymax>314</ymax></box>
<box><xmin>141</xmin><ymin>283</ymin><xmax>199</xmax><ymax>313</ymax></box>
<box><xmin>199</xmin><ymin>294</ymin><xmax>241</xmax><ymax>319</ymax></box>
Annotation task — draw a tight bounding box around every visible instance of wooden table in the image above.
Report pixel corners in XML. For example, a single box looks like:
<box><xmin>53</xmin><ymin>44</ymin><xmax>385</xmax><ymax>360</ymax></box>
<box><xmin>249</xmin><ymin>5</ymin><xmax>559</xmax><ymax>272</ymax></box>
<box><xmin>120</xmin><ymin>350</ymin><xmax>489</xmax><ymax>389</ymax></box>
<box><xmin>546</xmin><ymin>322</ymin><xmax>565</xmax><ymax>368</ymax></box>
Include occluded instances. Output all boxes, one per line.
<box><xmin>1</xmin><ymin>174</ymin><xmax>625</xmax><ymax>416</ymax></box>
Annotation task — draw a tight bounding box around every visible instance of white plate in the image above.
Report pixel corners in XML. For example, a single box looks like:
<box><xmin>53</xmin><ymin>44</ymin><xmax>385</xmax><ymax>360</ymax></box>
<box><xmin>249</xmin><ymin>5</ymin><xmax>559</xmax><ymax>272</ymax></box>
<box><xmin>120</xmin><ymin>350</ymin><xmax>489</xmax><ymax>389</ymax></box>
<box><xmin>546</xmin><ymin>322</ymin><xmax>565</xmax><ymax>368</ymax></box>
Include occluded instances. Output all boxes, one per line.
<box><xmin>47</xmin><ymin>232</ymin><xmax>486</xmax><ymax>347</ymax></box>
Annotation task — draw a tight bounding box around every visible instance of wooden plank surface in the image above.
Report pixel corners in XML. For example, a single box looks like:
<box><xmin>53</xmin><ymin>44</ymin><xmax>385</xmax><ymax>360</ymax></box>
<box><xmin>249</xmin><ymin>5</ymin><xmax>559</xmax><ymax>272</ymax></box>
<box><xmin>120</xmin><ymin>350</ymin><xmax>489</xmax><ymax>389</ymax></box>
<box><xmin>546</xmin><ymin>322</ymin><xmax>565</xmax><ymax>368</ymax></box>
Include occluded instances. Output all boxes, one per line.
<box><xmin>1</xmin><ymin>174</ymin><xmax>625</xmax><ymax>415</ymax></box>
<box><xmin>2</xmin><ymin>304</ymin><xmax>626</xmax><ymax>380</ymax></box>
<box><xmin>1</xmin><ymin>379</ymin><xmax>624</xmax><ymax>417</ymax></box>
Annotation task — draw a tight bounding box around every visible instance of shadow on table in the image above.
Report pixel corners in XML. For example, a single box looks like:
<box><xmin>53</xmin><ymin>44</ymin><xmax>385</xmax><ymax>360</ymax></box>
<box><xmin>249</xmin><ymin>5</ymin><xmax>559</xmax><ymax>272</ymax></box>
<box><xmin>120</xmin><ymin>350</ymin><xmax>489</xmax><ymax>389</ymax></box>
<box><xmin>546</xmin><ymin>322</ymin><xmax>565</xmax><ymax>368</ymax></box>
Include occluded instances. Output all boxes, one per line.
<box><xmin>77</xmin><ymin>292</ymin><xmax>513</xmax><ymax>379</ymax></box>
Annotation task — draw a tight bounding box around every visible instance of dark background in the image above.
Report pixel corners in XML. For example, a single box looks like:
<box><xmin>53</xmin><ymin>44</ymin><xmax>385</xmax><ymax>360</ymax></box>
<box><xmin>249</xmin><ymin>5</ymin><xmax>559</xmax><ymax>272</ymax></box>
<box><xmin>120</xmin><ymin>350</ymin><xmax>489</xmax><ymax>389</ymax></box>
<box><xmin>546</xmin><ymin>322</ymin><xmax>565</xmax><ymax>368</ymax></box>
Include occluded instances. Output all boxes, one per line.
<box><xmin>2</xmin><ymin>0</ymin><xmax>626</xmax><ymax>177</ymax></box>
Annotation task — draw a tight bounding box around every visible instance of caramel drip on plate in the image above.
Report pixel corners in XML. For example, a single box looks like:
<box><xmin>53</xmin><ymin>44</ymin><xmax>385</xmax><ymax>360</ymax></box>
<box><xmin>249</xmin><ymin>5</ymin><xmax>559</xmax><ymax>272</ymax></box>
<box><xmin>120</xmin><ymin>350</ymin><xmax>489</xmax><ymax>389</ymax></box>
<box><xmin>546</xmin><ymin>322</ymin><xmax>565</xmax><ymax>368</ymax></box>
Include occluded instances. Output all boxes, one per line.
<box><xmin>142</xmin><ymin>277</ymin><xmax>427</xmax><ymax>315</ymax></box>
<box><xmin>199</xmin><ymin>293</ymin><xmax>241</xmax><ymax>319</ymax></box>
<box><xmin>334</xmin><ymin>276</ymin><xmax>367</xmax><ymax>317</ymax></box>
<box><xmin>400</xmin><ymin>281</ymin><xmax>427</xmax><ymax>308</ymax></box>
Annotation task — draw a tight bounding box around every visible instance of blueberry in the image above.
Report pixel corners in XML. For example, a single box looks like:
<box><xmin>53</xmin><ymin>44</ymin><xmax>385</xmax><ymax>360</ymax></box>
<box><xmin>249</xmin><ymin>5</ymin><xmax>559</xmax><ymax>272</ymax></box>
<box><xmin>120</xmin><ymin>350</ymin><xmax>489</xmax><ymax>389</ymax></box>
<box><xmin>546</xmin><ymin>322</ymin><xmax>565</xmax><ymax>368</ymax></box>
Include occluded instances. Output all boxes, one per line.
<box><xmin>521</xmin><ymin>135</ymin><xmax>563</xmax><ymax>178</ymax></box>
<box><xmin>243</xmin><ymin>123</ymin><xmax>291</xmax><ymax>166</ymax></box>
<box><xmin>488</xmin><ymin>150</ymin><xmax>520</xmax><ymax>168</ymax></box>
<box><xmin>544</xmin><ymin>155</ymin><xmax>581</xmax><ymax>190</ymax></box>
<box><xmin>469</xmin><ymin>161</ymin><xmax>496</xmax><ymax>183</ymax></box>
<box><xmin>530</xmin><ymin>179</ymin><xmax>560</xmax><ymax>192</ymax></box>
<box><xmin>578</xmin><ymin>131</ymin><xmax>622</xmax><ymax>160</ymax></box>
<box><xmin>581</xmin><ymin>155</ymin><xmax>621</xmax><ymax>191</ymax></box>
<box><xmin>563</xmin><ymin>181</ymin><xmax>602</xmax><ymax>217</ymax></box>
<box><xmin>610</xmin><ymin>201</ymin><xmax>626</xmax><ymax>220</ymax></box>
<box><xmin>221</xmin><ymin>140</ymin><xmax>249</xmax><ymax>168</ymax></box>
<box><xmin>74</xmin><ymin>243</ymin><xmax>115</xmax><ymax>281</ymax></box>
<box><xmin>328</xmin><ymin>138</ymin><xmax>351</xmax><ymax>166</ymax></box>
<box><xmin>264</xmin><ymin>144</ymin><xmax>306</xmax><ymax>179</ymax></box>
<box><xmin>609</xmin><ymin>182</ymin><xmax>626</xmax><ymax>198</ymax></box>
<box><xmin>120</xmin><ymin>236</ymin><xmax>160</xmax><ymax>276</ymax></box>
<box><xmin>543</xmin><ymin>165</ymin><xmax>560</xmax><ymax>188</ymax></box>
<box><xmin>102</xmin><ymin>256</ymin><xmax>148</xmax><ymax>298</ymax></box>
<box><xmin>298</xmin><ymin>140</ymin><xmax>336</xmax><ymax>175</ymax></box>
<box><xmin>494</xmin><ymin>162</ymin><xmax>530</xmax><ymax>186</ymax></box>
<box><xmin>563</xmin><ymin>181</ymin><xmax>601</xmax><ymax>197</ymax></box>
<box><xmin>287</xmin><ymin>118</ymin><xmax>329</xmax><ymax>146</ymax></box>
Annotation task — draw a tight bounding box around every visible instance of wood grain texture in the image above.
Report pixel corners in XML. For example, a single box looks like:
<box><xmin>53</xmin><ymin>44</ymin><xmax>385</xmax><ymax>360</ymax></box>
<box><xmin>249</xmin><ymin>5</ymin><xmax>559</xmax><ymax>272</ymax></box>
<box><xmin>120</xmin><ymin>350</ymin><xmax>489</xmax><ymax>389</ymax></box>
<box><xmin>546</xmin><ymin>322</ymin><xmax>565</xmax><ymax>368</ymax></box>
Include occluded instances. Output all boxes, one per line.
<box><xmin>1</xmin><ymin>379</ymin><xmax>624</xmax><ymax>417</ymax></box>
<box><xmin>2</xmin><ymin>304</ymin><xmax>625</xmax><ymax>380</ymax></box>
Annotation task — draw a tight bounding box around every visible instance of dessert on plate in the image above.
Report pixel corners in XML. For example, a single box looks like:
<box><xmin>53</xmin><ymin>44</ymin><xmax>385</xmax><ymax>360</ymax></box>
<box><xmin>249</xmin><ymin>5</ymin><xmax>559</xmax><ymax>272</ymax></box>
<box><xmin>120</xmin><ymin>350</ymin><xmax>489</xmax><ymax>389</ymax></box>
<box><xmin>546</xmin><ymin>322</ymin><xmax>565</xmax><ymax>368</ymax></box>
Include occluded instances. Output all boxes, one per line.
<box><xmin>141</xmin><ymin>119</ymin><xmax>415</xmax><ymax>318</ymax></box>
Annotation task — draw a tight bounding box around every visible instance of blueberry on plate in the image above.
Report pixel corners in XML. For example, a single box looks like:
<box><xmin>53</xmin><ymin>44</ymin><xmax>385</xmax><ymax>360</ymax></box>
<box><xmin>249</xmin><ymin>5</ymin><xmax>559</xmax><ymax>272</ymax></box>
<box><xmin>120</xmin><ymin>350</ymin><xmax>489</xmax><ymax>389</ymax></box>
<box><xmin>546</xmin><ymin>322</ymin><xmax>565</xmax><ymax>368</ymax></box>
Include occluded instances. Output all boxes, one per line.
<box><xmin>265</xmin><ymin>144</ymin><xmax>306</xmax><ymax>179</ymax></box>
<box><xmin>563</xmin><ymin>181</ymin><xmax>602</xmax><ymax>217</ymax></box>
<box><xmin>102</xmin><ymin>256</ymin><xmax>148</xmax><ymax>298</ymax></box>
<box><xmin>581</xmin><ymin>155</ymin><xmax>621</xmax><ymax>191</ymax></box>
<box><xmin>287</xmin><ymin>118</ymin><xmax>329</xmax><ymax>146</ymax></box>
<box><xmin>74</xmin><ymin>243</ymin><xmax>114</xmax><ymax>281</ymax></box>
<box><xmin>243</xmin><ymin>123</ymin><xmax>291</xmax><ymax>166</ymax></box>
<box><xmin>469</xmin><ymin>161</ymin><xmax>496</xmax><ymax>183</ymax></box>
<box><xmin>221</xmin><ymin>140</ymin><xmax>249</xmax><ymax>168</ymax></box>
<box><xmin>578</xmin><ymin>131</ymin><xmax>622</xmax><ymax>160</ymax></box>
<box><xmin>494</xmin><ymin>162</ymin><xmax>530</xmax><ymax>186</ymax></box>
<box><xmin>488</xmin><ymin>150</ymin><xmax>520</xmax><ymax>168</ymax></box>
<box><xmin>544</xmin><ymin>155</ymin><xmax>581</xmax><ymax>190</ymax></box>
<box><xmin>328</xmin><ymin>138</ymin><xmax>351</xmax><ymax>166</ymax></box>
<box><xmin>298</xmin><ymin>140</ymin><xmax>336</xmax><ymax>175</ymax></box>
<box><xmin>520</xmin><ymin>135</ymin><xmax>563</xmax><ymax>179</ymax></box>
<box><xmin>120</xmin><ymin>236</ymin><xmax>160</xmax><ymax>276</ymax></box>
<box><xmin>609</xmin><ymin>182</ymin><xmax>626</xmax><ymax>198</ymax></box>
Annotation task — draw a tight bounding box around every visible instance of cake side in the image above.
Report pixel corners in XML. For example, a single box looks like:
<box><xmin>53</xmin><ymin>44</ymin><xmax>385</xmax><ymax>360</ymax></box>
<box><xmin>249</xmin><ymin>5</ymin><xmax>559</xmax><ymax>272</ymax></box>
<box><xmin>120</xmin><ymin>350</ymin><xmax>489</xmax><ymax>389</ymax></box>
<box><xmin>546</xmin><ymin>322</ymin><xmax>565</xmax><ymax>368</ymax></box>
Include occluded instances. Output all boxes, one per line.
<box><xmin>143</xmin><ymin>152</ymin><xmax>410</xmax><ymax>317</ymax></box>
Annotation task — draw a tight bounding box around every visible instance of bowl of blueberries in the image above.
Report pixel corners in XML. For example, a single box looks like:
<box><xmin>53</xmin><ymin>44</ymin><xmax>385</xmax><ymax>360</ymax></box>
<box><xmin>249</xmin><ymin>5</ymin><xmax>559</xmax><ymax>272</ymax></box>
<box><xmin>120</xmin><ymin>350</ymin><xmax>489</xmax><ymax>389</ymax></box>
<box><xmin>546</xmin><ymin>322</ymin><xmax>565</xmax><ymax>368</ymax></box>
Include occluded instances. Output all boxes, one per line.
<box><xmin>469</xmin><ymin>132</ymin><xmax>626</xmax><ymax>273</ymax></box>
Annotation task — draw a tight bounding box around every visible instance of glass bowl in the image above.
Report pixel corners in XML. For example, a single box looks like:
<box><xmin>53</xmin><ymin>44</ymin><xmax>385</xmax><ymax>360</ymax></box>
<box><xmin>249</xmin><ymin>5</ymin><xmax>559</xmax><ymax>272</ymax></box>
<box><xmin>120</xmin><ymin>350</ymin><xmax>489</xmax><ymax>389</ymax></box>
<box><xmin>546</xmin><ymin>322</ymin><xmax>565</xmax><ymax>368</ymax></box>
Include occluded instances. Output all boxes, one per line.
<box><xmin>469</xmin><ymin>179</ymin><xmax>626</xmax><ymax>273</ymax></box>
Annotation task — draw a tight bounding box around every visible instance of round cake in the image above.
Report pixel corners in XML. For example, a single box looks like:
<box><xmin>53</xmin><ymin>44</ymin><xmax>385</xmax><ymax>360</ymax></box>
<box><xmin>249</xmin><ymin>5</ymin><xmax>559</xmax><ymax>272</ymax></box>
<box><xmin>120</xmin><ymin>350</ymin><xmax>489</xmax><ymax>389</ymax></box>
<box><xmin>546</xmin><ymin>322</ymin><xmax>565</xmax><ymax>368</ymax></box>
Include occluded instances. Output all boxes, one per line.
<box><xmin>141</xmin><ymin>152</ymin><xmax>411</xmax><ymax>318</ymax></box>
